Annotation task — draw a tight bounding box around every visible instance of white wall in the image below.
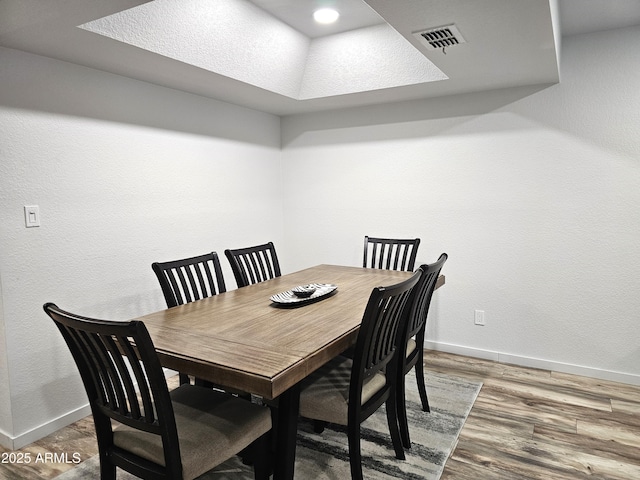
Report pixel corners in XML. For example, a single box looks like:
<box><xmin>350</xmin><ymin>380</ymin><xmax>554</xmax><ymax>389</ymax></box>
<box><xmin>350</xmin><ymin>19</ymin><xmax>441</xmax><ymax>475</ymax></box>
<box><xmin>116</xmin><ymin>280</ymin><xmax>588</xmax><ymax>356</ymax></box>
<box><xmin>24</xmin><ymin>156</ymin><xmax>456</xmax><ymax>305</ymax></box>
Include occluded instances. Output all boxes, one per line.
<box><xmin>281</xmin><ymin>26</ymin><xmax>640</xmax><ymax>384</ymax></box>
<box><xmin>2</xmin><ymin>25</ymin><xmax>639</xmax><ymax>450</ymax></box>
<box><xmin>0</xmin><ymin>47</ymin><xmax>283</xmax><ymax>448</ymax></box>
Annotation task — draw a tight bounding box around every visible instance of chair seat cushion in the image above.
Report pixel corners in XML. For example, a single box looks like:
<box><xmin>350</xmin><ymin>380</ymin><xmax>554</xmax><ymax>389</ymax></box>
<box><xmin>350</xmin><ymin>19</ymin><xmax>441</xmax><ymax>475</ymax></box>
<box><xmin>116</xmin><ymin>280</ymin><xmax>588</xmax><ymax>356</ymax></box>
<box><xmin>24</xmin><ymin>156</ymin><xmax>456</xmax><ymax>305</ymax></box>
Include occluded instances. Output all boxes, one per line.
<box><xmin>406</xmin><ymin>338</ymin><xmax>417</xmax><ymax>357</ymax></box>
<box><xmin>299</xmin><ymin>355</ymin><xmax>386</xmax><ymax>425</ymax></box>
<box><xmin>113</xmin><ymin>385</ymin><xmax>271</xmax><ymax>480</ymax></box>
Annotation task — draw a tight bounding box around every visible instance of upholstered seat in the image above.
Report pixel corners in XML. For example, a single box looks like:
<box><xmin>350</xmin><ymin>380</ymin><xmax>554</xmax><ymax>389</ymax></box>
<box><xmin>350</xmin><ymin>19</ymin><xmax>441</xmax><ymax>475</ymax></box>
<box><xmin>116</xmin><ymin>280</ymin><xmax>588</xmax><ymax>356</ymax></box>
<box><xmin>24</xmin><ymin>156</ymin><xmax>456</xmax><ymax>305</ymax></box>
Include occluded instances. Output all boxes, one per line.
<box><xmin>405</xmin><ymin>337</ymin><xmax>417</xmax><ymax>357</ymax></box>
<box><xmin>299</xmin><ymin>355</ymin><xmax>386</xmax><ymax>425</ymax></box>
<box><xmin>114</xmin><ymin>385</ymin><xmax>271</xmax><ymax>480</ymax></box>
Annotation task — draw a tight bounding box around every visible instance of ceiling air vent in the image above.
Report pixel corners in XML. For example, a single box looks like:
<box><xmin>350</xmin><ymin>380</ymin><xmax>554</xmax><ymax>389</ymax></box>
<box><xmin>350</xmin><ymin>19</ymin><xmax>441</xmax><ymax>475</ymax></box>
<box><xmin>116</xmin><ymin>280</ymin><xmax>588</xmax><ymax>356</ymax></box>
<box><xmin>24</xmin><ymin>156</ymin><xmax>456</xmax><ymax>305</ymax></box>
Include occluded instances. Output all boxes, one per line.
<box><xmin>414</xmin><ymin>24</ymin><xmax>466</xmax><ymax>50</ymax></box>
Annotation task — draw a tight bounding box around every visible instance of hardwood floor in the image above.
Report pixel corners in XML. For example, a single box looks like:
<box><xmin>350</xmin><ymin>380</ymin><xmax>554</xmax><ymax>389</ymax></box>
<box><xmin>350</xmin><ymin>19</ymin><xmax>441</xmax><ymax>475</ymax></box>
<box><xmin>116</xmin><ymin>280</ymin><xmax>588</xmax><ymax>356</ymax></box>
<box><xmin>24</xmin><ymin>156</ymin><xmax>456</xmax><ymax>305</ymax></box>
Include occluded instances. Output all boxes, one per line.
<box><xmin>1</xmin><ymin>351</ymin><xmax>639</xmax><ymax>479</ymax></box>
<box><xmin>429</xmin><ymin>352</ymin><xmax>640</xmax><ymax>480</ymax></box>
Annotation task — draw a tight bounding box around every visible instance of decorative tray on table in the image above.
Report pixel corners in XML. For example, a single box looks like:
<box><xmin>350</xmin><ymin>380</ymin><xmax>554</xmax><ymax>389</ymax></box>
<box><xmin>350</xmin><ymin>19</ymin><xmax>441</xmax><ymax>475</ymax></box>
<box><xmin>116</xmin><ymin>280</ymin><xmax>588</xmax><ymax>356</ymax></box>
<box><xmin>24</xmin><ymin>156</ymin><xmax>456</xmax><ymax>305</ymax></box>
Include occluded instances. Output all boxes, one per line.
<box><xmin>270</xmin><ymin>283</ymin><xmax>338</xmax><ymax>307</ymax></box>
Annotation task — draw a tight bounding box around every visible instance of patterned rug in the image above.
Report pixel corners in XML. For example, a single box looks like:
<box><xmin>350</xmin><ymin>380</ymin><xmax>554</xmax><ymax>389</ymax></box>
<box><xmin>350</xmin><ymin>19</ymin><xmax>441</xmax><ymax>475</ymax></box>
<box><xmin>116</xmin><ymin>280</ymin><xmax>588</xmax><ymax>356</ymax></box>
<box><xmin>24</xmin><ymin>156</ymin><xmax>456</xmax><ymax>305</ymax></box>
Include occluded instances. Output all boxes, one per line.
<box><xmin>55</xmin><ymin>371</ymin><xmax>481</xmax><ymax>480</ymax></box>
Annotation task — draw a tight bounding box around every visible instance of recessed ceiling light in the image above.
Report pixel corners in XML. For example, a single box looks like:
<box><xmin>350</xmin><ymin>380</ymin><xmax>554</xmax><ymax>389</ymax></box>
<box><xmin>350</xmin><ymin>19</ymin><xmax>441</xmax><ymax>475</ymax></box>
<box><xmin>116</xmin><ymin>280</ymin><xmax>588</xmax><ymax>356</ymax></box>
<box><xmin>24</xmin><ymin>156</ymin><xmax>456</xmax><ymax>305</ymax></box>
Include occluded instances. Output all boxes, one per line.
<box><xmin>313</xmin><ymin>8</ymin><xmax>339</xmax><ymax>25</ymax></box>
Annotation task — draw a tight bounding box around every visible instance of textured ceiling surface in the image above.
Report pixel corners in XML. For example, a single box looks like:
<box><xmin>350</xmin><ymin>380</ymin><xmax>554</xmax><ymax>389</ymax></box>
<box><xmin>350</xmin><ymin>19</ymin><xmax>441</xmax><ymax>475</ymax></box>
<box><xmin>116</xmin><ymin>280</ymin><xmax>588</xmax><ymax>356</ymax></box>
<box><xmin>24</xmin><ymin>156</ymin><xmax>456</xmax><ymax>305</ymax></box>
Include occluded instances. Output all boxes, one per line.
<box><xmin>79</xmin><ymin>0</ymin><xmax>447</xmax><ymax>100</ymax></box>
<box><xmin>1</xmin><ymin>0</ymin><xmax>639</xmax><ymax>115</ymax></box>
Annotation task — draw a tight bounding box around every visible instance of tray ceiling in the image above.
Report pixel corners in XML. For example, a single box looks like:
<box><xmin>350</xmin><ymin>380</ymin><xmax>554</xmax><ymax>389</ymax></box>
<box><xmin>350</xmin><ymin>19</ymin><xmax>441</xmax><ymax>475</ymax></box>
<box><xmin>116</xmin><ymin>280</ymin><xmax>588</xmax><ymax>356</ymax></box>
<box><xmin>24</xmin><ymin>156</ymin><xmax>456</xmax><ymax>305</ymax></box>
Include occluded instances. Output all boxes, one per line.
<box><xmin>1</xmin><ymin>0</ymin><xmax>638</xmax><ymax>115</ymax></box>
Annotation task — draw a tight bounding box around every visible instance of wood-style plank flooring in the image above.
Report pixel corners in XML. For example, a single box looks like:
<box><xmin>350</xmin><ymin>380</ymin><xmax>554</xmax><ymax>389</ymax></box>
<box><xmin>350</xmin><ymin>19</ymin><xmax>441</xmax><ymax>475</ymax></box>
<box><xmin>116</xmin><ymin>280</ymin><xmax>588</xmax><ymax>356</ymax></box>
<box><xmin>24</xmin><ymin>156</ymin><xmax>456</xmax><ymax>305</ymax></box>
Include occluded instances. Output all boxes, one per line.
<box><xmin>431</xmin><ymin>352</ymin><xmax>640</xmax><ymax>479</ymax></box>
<box><xmin>1</xmin><ymin>351</ymin><xmax>639</xmax><ymax>479</ymax></box>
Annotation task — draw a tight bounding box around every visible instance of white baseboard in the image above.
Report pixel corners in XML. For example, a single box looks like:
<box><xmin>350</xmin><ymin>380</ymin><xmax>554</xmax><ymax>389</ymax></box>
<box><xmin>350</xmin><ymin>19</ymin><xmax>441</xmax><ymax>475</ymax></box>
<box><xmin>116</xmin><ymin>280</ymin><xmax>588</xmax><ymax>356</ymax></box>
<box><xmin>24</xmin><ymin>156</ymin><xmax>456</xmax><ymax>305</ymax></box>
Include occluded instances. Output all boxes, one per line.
<box><xmin>0</xmin><ymin>429</ymin><xmax>13</xmax><ymax>450</ymax></box>
<box><xmin>0</xmin><ymin>403</ymin><xmax>92</xmax><ymax>450</ymax></box>
<box><xmin>0</xmin><ymin>368</ymin><xmax>180</xmax><ymax>450</ymax></box>
<box><xmin>425</xmin><ymin>341</ymin><xmax>640</xmax><ymax>386</ymax></box>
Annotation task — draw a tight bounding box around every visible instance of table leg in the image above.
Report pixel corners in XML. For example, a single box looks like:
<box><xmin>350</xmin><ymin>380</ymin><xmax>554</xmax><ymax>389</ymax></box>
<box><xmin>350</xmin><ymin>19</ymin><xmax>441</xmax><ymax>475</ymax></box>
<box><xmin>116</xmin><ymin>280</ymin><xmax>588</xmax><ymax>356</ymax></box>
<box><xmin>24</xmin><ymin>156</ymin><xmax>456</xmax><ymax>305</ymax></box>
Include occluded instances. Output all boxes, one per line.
<box><xmin>274</xmin><ymin>382</ymin><xmax>300</xmax><ymax>480</ymax></box>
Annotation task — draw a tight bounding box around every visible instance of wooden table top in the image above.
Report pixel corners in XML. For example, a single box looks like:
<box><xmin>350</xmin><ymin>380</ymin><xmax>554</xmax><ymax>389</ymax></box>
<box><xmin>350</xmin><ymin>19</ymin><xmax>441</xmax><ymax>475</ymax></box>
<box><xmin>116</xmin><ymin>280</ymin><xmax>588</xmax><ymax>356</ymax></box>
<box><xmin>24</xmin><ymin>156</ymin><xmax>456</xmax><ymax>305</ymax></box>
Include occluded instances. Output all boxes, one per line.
<box><xmin>136</xmin><ymin>264</ymin><xmax>445</xmax><ymax>399</ymax></box>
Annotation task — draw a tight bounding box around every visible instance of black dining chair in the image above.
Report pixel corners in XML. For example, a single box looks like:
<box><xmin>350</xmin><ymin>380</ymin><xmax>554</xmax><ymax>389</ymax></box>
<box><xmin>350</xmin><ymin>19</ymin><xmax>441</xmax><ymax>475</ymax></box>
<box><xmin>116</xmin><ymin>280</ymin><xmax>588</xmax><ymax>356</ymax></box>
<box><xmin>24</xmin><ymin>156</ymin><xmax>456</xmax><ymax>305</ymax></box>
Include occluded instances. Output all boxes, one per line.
<box><xmin>152</xmin><ymin>252</ymin><xmax>226</xmax><ymax>308</ymax></box>
<box><xmin>297</xmin><ymin>270</ymin><xmax>422</xmax><ymax>480</ymax></box>
<box><xmin>224</xmin><ymin>242</ymin><xmax>281</xmax><ymax>288</ymax></box>
<box><xmin>363</xmin><ymin>236</ymin><xmax>421</xmax><ymax>272</ymax></box>
<box><xmin>396</xmin><ymin>253</ymin><xmax>447</xmax><ymax>449</ymax></box>
<box><xmin>43</xmin><ymin>303</ymin><xmax>272</xmax><ymax>480</ymax></box>
<box><xmin>152</xmin><ymin>252</ymin><xmax>226</xmax><ymax>386</ymax></box>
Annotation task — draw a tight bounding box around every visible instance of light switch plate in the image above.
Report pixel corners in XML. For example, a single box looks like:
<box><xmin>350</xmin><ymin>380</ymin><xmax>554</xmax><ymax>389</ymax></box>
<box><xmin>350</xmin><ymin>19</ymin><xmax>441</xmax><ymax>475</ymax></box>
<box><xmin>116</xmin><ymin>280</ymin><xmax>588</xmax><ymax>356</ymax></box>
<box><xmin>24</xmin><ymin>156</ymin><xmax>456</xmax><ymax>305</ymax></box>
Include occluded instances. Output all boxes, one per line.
<box><xmin>24</xmin><ymin>205</ymin><xmax>40</xmax><ymax>227</ymax></box>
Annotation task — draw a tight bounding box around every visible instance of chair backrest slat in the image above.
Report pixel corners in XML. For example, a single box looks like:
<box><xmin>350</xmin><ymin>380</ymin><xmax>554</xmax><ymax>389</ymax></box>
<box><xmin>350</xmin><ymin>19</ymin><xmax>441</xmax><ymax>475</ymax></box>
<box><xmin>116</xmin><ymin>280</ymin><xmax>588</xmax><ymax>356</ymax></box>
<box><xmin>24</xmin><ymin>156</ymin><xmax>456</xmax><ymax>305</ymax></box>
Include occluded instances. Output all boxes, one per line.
<box><xmin>196</xmin><ymin>262</ymin><xmax>215</xmax><ymax>299</ymax></box>
<box><xmin>85</xmin><ymin>329</ymin><xmax>128</xmax><ymax>414</ymax></box>
<box><xmin>225</xmin><ymin>242</ymin><xmax>281</xmax><ymax>288</ymax></box>
<box><xmin>178</xmin><ymin>267</ymin><xmax>196</xmax><ymax>303</ymax></box>
<box><xmin>118</xmin><ymin>335</ymin><xmax>155</xmax><ymax>422</ymax></box>
<box><xmin>104</xmin><ymin>334</ymin><xmax>141</xmax><ymax>419</ymax></box>
<box><xmin>245</xmin><ymin>252</ymin><xmax>263</xmax><ymax>284</ymax></box>
<box><xmin>364</xmin><ymin>236</ymin><xmax>421</xmax><ymax>272</ymax></box>
<box><xmin>68</xmin><ymin>327</ymin><xmax>113</xmax><ymax>408</ymax></box>
<box><xmin>152</xmin><ymin>252</ymin><xmax>226</xmax><ymax>308</ymax></box>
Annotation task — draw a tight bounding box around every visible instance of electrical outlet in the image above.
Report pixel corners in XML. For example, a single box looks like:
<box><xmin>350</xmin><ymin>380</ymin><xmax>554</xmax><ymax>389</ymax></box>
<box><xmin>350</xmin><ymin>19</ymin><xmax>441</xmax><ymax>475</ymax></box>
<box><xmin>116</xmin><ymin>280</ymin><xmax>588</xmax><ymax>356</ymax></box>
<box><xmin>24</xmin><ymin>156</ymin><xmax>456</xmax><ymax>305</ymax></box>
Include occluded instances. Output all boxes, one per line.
<box><xmin>474</xmin><ymin>310</ymin><xmax>485</xmax><ymax>326</ymax></box>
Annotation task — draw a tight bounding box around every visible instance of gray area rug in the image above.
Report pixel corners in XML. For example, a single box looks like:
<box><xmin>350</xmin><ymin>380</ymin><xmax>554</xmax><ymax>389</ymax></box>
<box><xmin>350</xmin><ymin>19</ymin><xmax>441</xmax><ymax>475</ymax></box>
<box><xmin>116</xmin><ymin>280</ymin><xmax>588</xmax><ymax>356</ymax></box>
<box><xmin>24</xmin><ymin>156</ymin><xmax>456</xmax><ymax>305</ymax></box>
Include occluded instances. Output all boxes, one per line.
<box><xmin>55</xmin><ymin>371</ymin><xmax>481</xmax><ymax>479</ymax></box>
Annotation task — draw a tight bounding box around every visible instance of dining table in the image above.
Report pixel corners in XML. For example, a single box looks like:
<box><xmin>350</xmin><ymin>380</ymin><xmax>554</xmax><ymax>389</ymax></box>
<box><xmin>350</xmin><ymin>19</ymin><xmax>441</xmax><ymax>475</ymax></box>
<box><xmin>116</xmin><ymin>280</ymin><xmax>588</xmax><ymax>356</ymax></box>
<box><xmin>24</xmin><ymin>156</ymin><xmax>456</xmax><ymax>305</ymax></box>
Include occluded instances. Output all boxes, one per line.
<box><xmin>135</xmin><ymin>264</ymin><xmax>445</xmax><ymax>480</ymax></box>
